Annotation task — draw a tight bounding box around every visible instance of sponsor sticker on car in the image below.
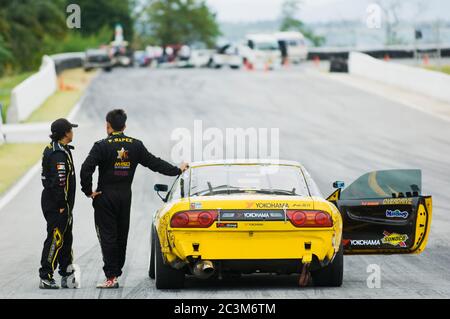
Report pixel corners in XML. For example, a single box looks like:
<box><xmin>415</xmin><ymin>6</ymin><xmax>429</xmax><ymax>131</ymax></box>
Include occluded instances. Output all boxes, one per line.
<box><xmin>216</xmin><ymin>222</ymin><xmax>238</xmax><ymax>228</ymax></box>
<box><xmin>350</xmin><ymin>239</ymin><xmax>381</xmax><ymax>246</ymax></box>
<box><xmin>220</xmin><ymin>210</ymin><xmax>285</xmax><ymax>221</ymax></box>
<box><xmin>385</xmin><ymin>209</ymin><xmax>409</xmax><ymax>219</ymax></box>
<box><xmin>255</xmin><ymin>202</ymin><xmax>289</xmax><ymax>209</ymax></box>
<box><xmin>381</xmin><ymin>231</ymin><xmax>408</xmax><ymax>247</ymax></box>
<box><xmin>190</xmin><ymin>202</ymin><xmax>202</xmax><ymax>209</ymax></box>
<box><xmin>382</xmin><ymin>198</ymin><xmax>413</xmax><ymax>205</ymax></box>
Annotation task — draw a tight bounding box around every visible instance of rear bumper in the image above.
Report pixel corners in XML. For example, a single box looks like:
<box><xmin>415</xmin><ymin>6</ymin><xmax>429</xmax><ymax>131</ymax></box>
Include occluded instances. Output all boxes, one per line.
<box><xmin>167</xmin><ymin>229</ymin><xmax>337</xmax><ymax>263</ymax></box>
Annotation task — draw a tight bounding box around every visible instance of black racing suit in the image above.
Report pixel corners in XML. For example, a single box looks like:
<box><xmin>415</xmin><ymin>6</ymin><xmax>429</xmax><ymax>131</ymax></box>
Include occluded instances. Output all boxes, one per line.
<box><xmin>80</xmin><ymin>132</ymin><xmax>181</xmax><ymax>278</ymax></box>
<box><xmin>39</xmin><ymin>141</ymin><xmax>76</xmax><ymax>280</ymax></box>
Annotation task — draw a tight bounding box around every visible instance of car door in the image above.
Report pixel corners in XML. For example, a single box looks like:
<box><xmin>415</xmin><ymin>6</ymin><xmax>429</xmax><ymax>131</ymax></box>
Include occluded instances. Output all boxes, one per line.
<box><xmin>327</xmin><ymin>169</ymin><xmax>432</xmax><ymax>255</ymax></box>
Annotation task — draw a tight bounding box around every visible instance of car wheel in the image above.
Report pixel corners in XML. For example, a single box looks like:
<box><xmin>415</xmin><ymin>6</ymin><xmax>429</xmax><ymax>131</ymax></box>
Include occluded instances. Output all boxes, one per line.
<box><xmin>148</xmin><ymin>226</ymin><xmax>156</xmax><ymax>279</ymax></box>
<box><xmin>103</xmin><ymin>67</ymin><xmax>112</xmax><ymax>72</ymax></box>
<box><xmin>155</xmin><ymin>230</ymin><xmax>185</xmax><ymax>289</ymax></box>
<box><xmin>310</xmin><ymin>243</ymin><xmax>343</xmax><ymax>287</ymax></box>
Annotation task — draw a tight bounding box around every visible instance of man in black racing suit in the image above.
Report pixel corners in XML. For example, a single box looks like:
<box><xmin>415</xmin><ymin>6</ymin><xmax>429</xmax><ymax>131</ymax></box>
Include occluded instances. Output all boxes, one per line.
<box><xmin>80</xmin><ymin>109</ymin><xmax>188</xmax><ymax>288</ymax></box>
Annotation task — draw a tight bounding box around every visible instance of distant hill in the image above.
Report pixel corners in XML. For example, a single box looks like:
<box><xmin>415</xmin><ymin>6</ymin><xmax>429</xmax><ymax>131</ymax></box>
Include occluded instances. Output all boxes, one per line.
<box><xmin>218</xmin><ymin>0</ymin><xmax>450</xmax><ymax>47</ymax></box>
<box><xmin>297</xmin><ymin>0</ymin><xmax>450</xmax><ymax>23</ymax></box>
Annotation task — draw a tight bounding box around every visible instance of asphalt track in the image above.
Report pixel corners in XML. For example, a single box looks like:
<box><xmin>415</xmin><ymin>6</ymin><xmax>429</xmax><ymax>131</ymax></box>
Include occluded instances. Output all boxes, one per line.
<box><xmin>1</xmin><ymin>66</ymin><xmax>450</xmax><ymax>299</ymax></box>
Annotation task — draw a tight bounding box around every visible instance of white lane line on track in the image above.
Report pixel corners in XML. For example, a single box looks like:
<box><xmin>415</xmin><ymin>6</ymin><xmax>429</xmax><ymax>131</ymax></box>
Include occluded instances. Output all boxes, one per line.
<box><xmin>0</xmin><ymin>162</ymin><xmax>41</xmax><ymax>212</ymax></box>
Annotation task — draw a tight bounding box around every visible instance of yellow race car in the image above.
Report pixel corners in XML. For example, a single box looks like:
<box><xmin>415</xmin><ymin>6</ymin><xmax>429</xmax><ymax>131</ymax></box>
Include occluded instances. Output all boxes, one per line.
<box><xmin>149</xmin><ymin>160</ymin><xmax>432</xmax><ymax>289</ymax></box>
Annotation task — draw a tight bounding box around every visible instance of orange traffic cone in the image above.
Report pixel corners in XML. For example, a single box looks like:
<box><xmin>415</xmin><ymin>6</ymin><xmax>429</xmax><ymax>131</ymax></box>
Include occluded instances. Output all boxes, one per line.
<box><xmin>423</xmin><ymin>54</ymin><xmax>430</xmax><ymax>66</ymax></box>
<box><xmin>59</xmin><ymin>77</ymin><xmax>65</xmax><ymax>91</ymax></box>
<box><xmin>58</xmin><ymin>76</ymin><xmax>76</xmax><ymax>91</ymax></box>
<box><xmin>244</xmin><ymin>60</ymin><xmax>254</xmax><ymax>71</ymax></box>
<box><xmin>384</xmin><ymin>54</ymin><xmax>391</xmax><ymax>62</ymax></box>
<box><xmin>313</xmin><ymin>55</ymin><xmax>320</xmax><ymax>67</ymax></box>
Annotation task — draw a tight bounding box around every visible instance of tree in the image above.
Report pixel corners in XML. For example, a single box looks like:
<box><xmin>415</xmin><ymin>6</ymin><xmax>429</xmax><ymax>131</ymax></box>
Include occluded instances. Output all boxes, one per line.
<box><xmin>141</xmin><ymin>0</ymin><xmax>220</xmax><ymax>47</ymax></box>
<box><xmin>0</xmin><ymin>35</ymin><xmax>13</xmax><ymax>74</ymax></box>
<box><xmin>376</xmin><ymin>0</ymin><xmax>404</xmax><ymax>45</ymax></box>
<box><xmin>280</xmin><ymin>0</ymin><xmax>324</xmax><ymax>47</ymax></box>
<box><xmin>67</xmin><ymin>0</ymin><xmax>134</xmax><ymax>41</ymax></box>
<box><xmin>0</xmin><ymin>0</ymin><xmax>67</xmax><ymax>72</ymax></box>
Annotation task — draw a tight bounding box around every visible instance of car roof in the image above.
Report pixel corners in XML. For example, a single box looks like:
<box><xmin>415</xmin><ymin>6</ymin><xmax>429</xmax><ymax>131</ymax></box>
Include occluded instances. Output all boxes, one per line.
<box><xmin>189</xmin><ymin>159</ymin><xmax>303</xmax><ymax>168</ymax></box>
<box><xmin>246</xmin><ymin>34</ymin><xmax>278</xmax><ymax>42</ymax></box>
<box><xmin>274</xmin><ymin>31</ymin><xmax>305</xmax><ymax>40</ymax></box>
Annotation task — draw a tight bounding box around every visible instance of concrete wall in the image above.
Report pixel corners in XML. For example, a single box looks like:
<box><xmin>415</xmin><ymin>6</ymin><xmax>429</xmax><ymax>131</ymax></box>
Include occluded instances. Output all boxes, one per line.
<box><xmin>7</xmin><ymin>56</ymin><xmax>58</xmax><ymax>123</ymax></box>
<box><xmin>349</xmin><ymin>52</ymin><xmax>450</xmax><ymax>104</ymax></box>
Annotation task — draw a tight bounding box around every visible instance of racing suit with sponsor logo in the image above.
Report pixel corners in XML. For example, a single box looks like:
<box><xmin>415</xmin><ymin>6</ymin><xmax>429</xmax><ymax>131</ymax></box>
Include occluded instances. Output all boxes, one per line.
<box><xmin>80</xmin><ymin>132</ymin><xmax>181</xmax><ymax>278</ymax></box>
<box><xmin>39</xmin><ymin>142</ymin><xmax>76</xmax><ymax>280</ymax></box>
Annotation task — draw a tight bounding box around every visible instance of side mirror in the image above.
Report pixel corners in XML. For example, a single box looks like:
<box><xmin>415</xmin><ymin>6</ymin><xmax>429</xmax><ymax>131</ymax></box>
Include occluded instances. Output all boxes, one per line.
<box><xmin>333</xmin><ymin>181</ymin><xmax>345</xmax><ymax>189</ymax></box>
<box><xmin>154</xmin><ymin>184</ymin><xmax>168</xmax><ymax>202</ymax></box>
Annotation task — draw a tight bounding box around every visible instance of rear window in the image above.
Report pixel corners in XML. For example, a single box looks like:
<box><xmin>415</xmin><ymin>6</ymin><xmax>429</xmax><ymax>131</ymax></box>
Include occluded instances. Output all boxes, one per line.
<box><xmin>190</xmin><ymin>164</ymin><xmax>310</xmax><ymax>197</ymax></box>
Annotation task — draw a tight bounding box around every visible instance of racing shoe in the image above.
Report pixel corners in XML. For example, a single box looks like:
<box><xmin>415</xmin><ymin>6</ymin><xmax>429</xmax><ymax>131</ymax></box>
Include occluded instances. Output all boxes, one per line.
<box><xmin>61</xmin><ymin>274</ymin><xmax>80</xmax><ymax>289</ymax></box>
<box><xmin>96</xmin><ymin>277</ymin><xmax>119</xmax><ymax>289</ymax></box>
<box><xmin>39</xmin><ymin>278</ymin><xmax>59</xmax><ymax>289</ymax></box>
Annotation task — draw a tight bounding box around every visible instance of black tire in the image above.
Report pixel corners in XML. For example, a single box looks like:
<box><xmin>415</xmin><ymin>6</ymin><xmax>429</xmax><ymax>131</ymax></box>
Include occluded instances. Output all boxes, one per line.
<box><xmin>329</xmin><ymin>58</ymin><xmax>348</xmax><ymax>73</ymax></box>
<box><xmin>148</xmin><ymin>227</ymin><xmax>155</xmax><ymax>279</ymax></box>
<box><xmin>103</xmin><ymin>67</ymin><xmax>112</xmax><ymax>72</ymax></box>
<box><xmin>311</xmin><ymin>244</ymin><xmax>343</xmax><ymax>287</ymax></box>
<box><xmin>155</xmin><ymin>231</ymin><xmax>185</xmax><ymax>289</ymax></box>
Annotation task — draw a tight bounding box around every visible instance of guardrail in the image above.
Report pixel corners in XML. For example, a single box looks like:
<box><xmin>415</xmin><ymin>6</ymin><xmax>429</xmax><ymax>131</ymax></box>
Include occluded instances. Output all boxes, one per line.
<box><xmin>308</xmin><ymin>44</ymin><xmax>450</xmax><ymax>60</ymax></box>
<box><xmin>349</xmin><ymin>51</ymin><xmax>450</xmax><ymax>104</ymax></box>
<box><xmin>51</xmin><ymin>52</ymin><xmax>84</xmax><ymax>74</ymax></box>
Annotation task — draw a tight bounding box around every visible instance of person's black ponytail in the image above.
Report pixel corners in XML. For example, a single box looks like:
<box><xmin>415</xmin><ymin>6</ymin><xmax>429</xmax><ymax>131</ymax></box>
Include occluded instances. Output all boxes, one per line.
<box><xmin>49</xmin><ymin>132</ymin><xmax>63</xmax><ymax>141</ymax></box>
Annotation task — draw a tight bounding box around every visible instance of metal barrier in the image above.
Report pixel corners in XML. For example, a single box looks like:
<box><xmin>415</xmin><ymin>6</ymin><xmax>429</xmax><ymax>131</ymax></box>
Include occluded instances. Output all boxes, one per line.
<box><xmin>308</xmin><ymin>44</ymin><xmax>450</xmax><ymax>60</ymax></box>
<box><xmin>51</xmin><ymin>52</ymin><xmax>85</xmax><ymax>74</ymax></box>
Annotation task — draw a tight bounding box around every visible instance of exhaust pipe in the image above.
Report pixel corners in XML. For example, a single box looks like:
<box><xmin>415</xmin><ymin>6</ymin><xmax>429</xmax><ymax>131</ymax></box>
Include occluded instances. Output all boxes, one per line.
<box><xmin>192</xmin><ymin>260</ymin><xmax>215</xmax><ymax>279</ymax></box>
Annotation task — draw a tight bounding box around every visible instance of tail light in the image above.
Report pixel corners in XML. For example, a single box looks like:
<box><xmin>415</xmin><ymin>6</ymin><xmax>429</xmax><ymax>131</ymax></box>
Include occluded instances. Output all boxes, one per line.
<box><xmin>286</xmin><ymin>210</ymin><xmax>333</xmax><ymax>227</ymax></box>
<box><xmin>170</xmin><ymin>210</ymin><xmax>218</xmax><ymax>228</ymax></box>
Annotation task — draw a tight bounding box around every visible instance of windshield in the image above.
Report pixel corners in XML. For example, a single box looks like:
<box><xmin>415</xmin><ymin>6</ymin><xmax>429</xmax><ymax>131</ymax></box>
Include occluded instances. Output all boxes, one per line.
<box><xmin>189</xmin><ymin>164</ymin><xmax>310</xmax><ymax>197</ymax></box>
<box><xmin>254</xmin><ymin>42</ymin><xmax>279</xmax><ymax>51</ymax></box>
<box><xmin>340</xmin><ymin>169</ymin><xmax>422</xmax><ymax>200</ymax></box>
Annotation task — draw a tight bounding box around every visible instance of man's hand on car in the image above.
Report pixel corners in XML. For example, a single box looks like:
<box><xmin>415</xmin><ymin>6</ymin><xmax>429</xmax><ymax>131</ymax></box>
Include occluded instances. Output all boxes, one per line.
<box><xmin>179</xmin><ymin>162</ymin><xmax>189</xmax><ymax>172</ymax></box>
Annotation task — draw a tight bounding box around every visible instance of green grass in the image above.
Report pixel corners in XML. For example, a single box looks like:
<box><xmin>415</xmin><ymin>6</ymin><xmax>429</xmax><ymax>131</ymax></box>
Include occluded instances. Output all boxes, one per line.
<box><xmin>424</xmin><ymin>65</ymin><xmax>450</xmax><ymax>75</ymax></box>
<box><xmin>0</xmin><ymin>72</ymin><xmax>34</xmax><ymax>122</ymax></box>
<box><xmin>0</xmin><ymin>143</ymin><xmax>46</xmax><ymax>194</ymax></box>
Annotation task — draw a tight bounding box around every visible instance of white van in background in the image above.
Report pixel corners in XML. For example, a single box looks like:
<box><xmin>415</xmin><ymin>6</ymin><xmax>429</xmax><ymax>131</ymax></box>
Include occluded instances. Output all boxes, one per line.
<box><xmin>275</xmin><ymin>31</ymin><xmax>308</xmax><ymax>63</ymax></box>
<box><xmin>244</xmin><ymin>34</ymin><xmax>282</xmax><ymax>70</ymax></box>
<box><xmin>210</xmin><ymin>44</ymin><xmax>243</xmax><ymax>69</ymax></box>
